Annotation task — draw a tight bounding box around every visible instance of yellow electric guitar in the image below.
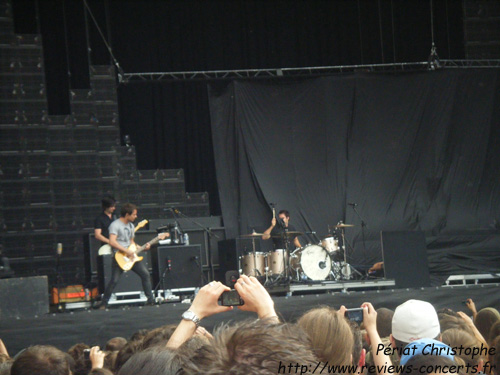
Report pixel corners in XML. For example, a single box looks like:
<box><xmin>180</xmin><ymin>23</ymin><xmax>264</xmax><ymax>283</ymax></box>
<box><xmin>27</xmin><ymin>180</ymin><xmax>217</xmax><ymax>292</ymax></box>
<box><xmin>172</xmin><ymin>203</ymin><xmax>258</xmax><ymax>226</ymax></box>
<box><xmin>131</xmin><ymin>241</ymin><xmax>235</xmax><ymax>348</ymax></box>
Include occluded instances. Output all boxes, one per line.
<box><xmin>115</xmin><ymin>232</ymin><xmax>168</xmax><ymax>271</ymax></box>
<box><xmin>98</xmin><ymin>219</ymin><xmax>149</xmax><ymax>255</ymax></box>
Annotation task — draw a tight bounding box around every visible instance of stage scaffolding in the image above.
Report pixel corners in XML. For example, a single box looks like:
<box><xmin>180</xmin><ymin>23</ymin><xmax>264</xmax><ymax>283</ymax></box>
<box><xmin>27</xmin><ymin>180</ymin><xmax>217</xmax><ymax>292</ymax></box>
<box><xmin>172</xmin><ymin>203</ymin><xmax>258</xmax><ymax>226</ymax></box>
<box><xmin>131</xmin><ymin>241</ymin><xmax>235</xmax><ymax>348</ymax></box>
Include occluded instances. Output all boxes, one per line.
<box><xmin>119</xmin><ymin>60</ymin><xmax>500</xmax><ymax>83</ymax></box>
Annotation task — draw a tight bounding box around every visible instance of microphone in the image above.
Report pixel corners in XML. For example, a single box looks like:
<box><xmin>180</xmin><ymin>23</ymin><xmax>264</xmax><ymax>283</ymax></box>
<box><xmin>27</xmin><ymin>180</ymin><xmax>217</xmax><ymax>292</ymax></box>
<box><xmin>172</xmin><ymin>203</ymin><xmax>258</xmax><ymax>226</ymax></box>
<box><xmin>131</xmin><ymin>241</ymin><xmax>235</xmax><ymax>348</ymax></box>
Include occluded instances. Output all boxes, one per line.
<box><xmin>348</xmin><ymin>202</ymin><xmax>358</xmax><ymax>207</ymax></box>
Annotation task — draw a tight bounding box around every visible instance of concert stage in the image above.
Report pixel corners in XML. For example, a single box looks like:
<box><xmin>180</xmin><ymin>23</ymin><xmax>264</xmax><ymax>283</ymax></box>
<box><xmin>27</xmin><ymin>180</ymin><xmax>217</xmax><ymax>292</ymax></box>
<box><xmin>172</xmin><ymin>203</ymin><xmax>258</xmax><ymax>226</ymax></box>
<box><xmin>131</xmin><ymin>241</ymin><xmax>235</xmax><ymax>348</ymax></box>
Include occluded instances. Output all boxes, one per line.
<box><xmin>1</xmin><ymin>283</ymin><xmax>499</xmax><ymax>357</ymax></box>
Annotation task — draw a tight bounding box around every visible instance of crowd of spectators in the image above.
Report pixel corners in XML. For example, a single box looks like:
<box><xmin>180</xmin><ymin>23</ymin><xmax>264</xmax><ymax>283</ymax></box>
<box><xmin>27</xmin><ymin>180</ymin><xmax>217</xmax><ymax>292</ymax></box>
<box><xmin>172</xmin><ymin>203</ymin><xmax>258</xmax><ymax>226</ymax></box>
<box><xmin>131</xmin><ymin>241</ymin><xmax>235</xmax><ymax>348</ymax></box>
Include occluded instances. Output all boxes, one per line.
<box><xmin>1</xmin><ymin>275</ymin><xmax>499</xmax><ymax>375</ymax></box>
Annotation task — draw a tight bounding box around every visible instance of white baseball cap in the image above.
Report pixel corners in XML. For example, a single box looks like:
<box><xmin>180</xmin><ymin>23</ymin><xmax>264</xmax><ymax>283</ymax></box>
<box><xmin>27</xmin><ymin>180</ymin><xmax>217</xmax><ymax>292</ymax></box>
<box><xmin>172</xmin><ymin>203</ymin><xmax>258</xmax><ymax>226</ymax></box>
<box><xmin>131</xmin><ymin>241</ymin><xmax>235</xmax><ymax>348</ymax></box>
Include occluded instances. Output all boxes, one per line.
<box><xmin>392</xmin><ymin>299</ymin><xmax>440</xmax><ymax>342</ymax></box>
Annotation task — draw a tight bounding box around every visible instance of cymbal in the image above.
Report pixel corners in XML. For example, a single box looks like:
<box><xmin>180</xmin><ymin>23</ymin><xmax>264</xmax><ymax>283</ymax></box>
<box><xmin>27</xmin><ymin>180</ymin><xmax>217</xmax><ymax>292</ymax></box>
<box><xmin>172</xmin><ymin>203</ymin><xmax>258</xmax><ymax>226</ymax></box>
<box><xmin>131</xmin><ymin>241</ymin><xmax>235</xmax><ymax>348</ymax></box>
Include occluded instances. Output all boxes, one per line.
<box><xmin>333</xmin><ymin>224</ymin><xmax>354</xmax><ymax>228</ymax></box>
<box><xmin>271</xmin><ymin>231</ymin><xmax>303</xmax><ymax>238</ymax></box>
<box><xmin>240</xmin><ymin>232</ymin><xmax>264</xmax><ymax>237</ymax></box>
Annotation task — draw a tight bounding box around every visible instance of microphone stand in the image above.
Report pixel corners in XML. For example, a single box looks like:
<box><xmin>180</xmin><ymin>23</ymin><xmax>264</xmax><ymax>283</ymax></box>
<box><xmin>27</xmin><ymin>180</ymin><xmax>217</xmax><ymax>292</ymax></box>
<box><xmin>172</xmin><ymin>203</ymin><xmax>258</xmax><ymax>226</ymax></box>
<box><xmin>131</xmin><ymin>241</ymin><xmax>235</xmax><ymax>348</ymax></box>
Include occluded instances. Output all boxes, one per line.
<box><xmin>350</xmin><ymin>204</ymin><xmax>367</xmax><ymax>256</ymax></box>
<box><xmin>168</xmin><ymin>208</ymin><xmax>219</xmax><ymax>282</ymax></box>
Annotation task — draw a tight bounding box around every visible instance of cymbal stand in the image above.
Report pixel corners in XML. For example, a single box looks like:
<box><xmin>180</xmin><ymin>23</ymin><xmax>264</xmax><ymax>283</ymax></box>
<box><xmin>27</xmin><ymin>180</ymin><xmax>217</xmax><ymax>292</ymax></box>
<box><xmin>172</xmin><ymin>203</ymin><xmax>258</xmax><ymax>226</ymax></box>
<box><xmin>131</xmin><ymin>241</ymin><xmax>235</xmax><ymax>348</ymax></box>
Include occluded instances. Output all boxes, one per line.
<box><xmin>282</xmin><ymin>227</ymin><xmax>292</xmax><ymax>283</ymax></box>
<box><xmin>350</xmin><ymin>204</ymin><xmax>368</xmax><ymax>256</ymax></box>
<box><xmin>338</xmin><ymin>225</ymin><xmax>364</xmax><ymax>280</ymax></box>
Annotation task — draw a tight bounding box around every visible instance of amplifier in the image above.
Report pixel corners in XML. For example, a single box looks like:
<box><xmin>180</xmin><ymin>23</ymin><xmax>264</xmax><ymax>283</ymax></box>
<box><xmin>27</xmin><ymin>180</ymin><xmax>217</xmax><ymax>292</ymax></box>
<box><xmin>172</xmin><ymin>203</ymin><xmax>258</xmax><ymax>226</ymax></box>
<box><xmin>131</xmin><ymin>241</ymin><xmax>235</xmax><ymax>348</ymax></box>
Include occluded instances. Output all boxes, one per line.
<box><xmin>51</xmin><ymin>285</ymin><xmax>98</xmax><ymax>304</ymax></box>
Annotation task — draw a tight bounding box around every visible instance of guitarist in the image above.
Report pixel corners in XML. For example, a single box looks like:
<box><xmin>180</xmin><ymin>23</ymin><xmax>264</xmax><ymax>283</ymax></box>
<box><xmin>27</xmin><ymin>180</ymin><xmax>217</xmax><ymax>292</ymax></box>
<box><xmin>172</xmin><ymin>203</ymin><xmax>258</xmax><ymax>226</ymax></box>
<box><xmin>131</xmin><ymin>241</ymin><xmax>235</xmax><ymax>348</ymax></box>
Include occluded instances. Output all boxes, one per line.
<box><xmin>96</xmin><ymin>203</ymin><xmax>165</xmax><ymax>309</ymax></box>
<box><xmin>94</xmin><ymin>196</ymin><xmax>117</xmax><ymax>247</ymax></box>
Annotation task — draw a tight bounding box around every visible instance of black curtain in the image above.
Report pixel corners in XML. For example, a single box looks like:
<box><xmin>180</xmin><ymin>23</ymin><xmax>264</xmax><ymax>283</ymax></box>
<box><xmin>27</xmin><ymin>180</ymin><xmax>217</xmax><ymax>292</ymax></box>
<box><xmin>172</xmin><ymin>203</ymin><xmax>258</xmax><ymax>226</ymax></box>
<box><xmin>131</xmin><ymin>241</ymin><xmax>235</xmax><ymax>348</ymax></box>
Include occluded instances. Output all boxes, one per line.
<box><xmin>11</xmin><ymin>0</ymin><xmax>465</xmax><ymax>217</ymax></box>
<box><xmin>209</xmin><ymin>70</ymin><xmax>500</xmax><ymax>274</ymax></box>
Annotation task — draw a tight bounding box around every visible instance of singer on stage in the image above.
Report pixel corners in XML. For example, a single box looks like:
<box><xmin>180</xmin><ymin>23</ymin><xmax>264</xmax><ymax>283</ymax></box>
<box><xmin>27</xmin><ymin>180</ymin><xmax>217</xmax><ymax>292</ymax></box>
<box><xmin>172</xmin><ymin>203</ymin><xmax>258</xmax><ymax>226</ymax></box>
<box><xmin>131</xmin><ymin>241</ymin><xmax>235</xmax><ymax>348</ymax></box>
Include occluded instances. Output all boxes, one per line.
<box><xmin>262</xmin><ymin>209</ymin><xmax>301</xmax><ymax>249</ymax></box>
<box><xmin>94</xmin><ymin>203</ymin><xmax>159</xmax><ymax>309</ymax></box>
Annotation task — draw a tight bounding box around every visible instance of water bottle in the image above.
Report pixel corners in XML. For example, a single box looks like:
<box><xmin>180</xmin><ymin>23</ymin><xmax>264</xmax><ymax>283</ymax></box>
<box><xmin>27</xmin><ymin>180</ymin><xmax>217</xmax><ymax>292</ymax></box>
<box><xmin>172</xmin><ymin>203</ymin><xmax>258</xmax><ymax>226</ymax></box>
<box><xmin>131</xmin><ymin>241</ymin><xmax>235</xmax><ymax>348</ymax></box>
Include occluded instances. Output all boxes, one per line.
<box><xmin>183</xmin><ymin>233</ymin><xmax>189</xmax><ymax>245</ymax></box>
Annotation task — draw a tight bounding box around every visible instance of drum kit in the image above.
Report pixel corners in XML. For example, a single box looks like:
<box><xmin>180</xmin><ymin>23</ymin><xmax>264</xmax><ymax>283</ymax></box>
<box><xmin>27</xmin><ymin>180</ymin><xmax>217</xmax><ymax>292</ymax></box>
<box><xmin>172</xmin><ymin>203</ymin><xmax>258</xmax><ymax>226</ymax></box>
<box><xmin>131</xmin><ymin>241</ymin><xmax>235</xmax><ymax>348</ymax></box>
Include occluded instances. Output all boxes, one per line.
<box><xmin>238</xmin><ymin>223</ymin><xmax>357</xmax><ymax>283</ymax></box>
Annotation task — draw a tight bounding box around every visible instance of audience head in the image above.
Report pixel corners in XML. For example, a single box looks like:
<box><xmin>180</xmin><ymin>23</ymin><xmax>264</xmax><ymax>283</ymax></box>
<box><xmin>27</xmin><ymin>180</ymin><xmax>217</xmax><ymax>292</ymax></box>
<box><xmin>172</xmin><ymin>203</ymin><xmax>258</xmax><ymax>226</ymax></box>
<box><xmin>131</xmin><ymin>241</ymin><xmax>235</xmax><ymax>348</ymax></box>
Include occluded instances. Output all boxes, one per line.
<box><xmin>474</xmin><ymin>307</ymin><xmax>500</xmax><ymax>343</ymax></box>
<box><xmin>117</xmin><ymin>347</ymin><xmax>182</xmax><ymax>375</ymax></box>
<box><xmin>0</xmin><ymin>355</ymin><xmax>13</xmax><ymax>375</ymax></box>
<box><xmin>439</xmin><ymin>313</ymin><xmax>475</xmax><ymax>335</ymax></box>
<box><xmin>391</xmin><ymin>300</ymin><xmax>440</xmax><ymax>351</ymax></box>
<box><xmin>400</xmin><ymin>339</ymin><xmax>454</xmax><ymax>366</ymax></box>
<box><xmin>297</xmin><ymin>306</ymin><xmax>354</xmax><ymax>367</ymax></box>
<box><xmin>129</xmin><ymin>329</ymin><xmax>150</xmax><ymax>342</ymax></box>
<box><xmin>182</xmin><ymin>319</ymin><xmax>319</xmax><ymax>375</ymax></box>
<box><xmin>66</xmin><ymin>343</ymin><xmax>91</xmax><ymax>375</ymax></box>
<box><xmin>441</xmin><ymin>328</ymin><xmax>485</xmax><ymax>373</ymax></box>
<box><xmin>141</xmin><ymin>324</ymin><xmax>177</xmax><ymax>349</ymax></box>
<box><xmin>489</xmin><ymin>320</ymin><xmax>500</xmax><ymax>346</ymax></box>
<box><xmin>11</xmin><ymin>345</ymin><xmax>71</xmax><ymax>375</ymax></box>
<box><xmin>404</xmin><ymin>354</ymin><xmax>459</xmax><ymax>375</ymax></box>
<box><xmin>376</xmin><ymin>307</ymin><xmax>394</xmax><ymax>338</ymax></box>
<box><xmin>114</xmin><ymin>340</ymin><xmax>143</xmax><ymax>374</ymax></box>
<box><xmin>490</xmin><ymin>335</ymin><xmax>500</xmax><ymax>375</ymax></box>
<box><xmin>89</xmin><ymin>369</ymin><xmax>114</xmax><ymax>375</ymax></box>
<box><xmin>105</xmin><ymin>337</ymin><xmax>127</xmax><ymax>352</ymax></box>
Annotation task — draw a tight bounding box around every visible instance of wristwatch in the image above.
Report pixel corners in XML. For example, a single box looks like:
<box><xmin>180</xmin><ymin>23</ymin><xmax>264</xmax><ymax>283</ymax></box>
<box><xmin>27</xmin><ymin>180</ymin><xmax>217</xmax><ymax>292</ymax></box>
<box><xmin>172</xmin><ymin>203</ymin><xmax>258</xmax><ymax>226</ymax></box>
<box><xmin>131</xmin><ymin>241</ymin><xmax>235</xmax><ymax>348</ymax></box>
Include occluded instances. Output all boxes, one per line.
<box><xmin>181</xmin><ymin>310</ymin><xmax>201</xmax><ymax>327</ymax></box>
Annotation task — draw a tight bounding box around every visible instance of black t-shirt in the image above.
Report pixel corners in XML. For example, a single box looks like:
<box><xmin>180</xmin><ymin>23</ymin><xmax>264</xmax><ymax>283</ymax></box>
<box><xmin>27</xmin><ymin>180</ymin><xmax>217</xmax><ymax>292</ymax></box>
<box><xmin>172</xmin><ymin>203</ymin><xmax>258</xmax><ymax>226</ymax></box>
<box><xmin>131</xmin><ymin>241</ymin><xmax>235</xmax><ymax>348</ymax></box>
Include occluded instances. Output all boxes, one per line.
<box><xmin>270</xmin><ymin>224</ymin><xmax>299</xmax><ymax>250</ymax></box>
<box><xmin>94</xmin><ymin>212</ymin><xmax>116</xmax><ymax>244</ymax></box>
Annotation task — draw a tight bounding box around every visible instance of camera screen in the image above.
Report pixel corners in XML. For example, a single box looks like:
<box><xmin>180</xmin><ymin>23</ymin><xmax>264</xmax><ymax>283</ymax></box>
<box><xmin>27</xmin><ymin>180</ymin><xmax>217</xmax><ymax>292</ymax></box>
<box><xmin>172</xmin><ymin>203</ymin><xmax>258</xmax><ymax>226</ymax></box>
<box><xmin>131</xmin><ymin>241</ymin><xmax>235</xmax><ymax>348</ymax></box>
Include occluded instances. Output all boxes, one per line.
<box><xmin>220</xmin><ymin>290</ymin><xmax>243</xmax><ymax>306</ymax></box>
<box><xmin>346</xmin><ymin>308</ymin><xmax>363</xmax><ymax>323</ymax></box>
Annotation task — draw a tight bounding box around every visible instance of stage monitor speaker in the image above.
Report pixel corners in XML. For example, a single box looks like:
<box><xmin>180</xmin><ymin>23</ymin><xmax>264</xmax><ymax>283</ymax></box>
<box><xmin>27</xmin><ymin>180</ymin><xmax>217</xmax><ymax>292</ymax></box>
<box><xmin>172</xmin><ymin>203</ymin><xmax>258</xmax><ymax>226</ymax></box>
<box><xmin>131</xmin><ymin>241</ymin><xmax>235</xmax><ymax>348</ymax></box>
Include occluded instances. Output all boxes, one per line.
<box><xmin>380</xmin><ymin>230</ymin><xmax>431</xmax><ymax>288</ymax></box>
<box><xmin>152</xmin><ymin>245</ymin><xmax>202</xmax><ymax>289</ymax></box>
<box><xmin>0</xmin><ymin>276</ymin><xmax>49</xmax><ymax>319</ymax></box>
<box><xmin>99</xmin><ymin>254</ymin><xmax>151</xmax><ymax>294</ymax></box>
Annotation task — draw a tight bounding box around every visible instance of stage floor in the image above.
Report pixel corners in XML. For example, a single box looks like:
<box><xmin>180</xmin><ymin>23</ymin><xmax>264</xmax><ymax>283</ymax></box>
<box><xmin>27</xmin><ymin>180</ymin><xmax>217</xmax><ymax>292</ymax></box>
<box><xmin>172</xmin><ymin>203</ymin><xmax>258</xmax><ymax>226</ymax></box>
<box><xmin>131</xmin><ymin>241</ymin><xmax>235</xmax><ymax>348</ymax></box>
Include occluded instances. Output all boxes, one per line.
<box><xmin>1</xmin><ymin>283</ymin><xmax>499</xmax><ymax>356</ymax></box>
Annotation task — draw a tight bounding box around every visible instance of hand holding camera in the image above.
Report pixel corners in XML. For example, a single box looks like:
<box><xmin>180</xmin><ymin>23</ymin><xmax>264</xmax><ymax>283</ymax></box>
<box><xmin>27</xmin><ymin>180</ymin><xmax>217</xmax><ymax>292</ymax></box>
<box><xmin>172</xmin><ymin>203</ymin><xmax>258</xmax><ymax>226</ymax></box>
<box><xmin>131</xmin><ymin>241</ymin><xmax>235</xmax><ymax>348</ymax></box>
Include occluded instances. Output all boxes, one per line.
<box><xmin>234</xmin><ymin>275</ymin><xmax>277</xmax><ymax>320</ymax></box>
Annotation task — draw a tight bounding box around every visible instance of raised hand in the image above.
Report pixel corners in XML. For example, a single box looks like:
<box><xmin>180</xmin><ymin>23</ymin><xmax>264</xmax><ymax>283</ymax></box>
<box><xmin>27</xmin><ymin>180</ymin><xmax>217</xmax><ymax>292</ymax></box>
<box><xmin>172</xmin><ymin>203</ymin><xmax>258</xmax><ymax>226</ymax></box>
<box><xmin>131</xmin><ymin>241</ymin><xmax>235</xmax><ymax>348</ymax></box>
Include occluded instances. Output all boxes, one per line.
<box><xmin>234</xmin><ymin>275</ymin><xmax>277</xmax><ymax>320</ymax></box>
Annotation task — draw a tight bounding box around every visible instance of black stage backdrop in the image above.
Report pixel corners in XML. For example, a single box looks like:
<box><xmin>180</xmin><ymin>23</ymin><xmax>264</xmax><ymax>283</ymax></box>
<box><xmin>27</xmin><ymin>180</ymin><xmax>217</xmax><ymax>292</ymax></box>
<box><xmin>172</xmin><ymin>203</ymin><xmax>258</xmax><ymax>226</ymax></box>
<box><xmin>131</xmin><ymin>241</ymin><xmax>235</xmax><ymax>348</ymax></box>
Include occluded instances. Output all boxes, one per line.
<box><xmin>209</xmin><ymin>70</ymin><xmax>500</xmax><ymax>279</ymax></box>
<box><xmin>11</xmin><ymin>0</ymin><xmax>465</xmax><ymax>216</ymax></box>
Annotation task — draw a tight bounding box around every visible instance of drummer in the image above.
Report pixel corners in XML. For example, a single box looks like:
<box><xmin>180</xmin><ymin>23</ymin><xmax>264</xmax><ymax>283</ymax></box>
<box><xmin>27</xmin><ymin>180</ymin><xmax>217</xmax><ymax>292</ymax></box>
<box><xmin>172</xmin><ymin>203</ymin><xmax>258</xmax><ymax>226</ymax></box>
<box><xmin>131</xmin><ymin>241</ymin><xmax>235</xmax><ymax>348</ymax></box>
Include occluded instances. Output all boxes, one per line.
<box><xmin>262</xmin><ymin>209</ymin><xmax>301</xmax><ymax>250</ymax></box>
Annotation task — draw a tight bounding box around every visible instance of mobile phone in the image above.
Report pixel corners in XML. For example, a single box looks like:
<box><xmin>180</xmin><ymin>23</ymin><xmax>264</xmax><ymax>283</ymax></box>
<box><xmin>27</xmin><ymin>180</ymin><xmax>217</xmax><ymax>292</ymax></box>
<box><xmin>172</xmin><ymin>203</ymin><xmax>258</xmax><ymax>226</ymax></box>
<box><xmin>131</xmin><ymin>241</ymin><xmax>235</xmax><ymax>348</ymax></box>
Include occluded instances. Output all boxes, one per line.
<box><xmin>83</xmin><ymin>349</ymin><xmax>91</xmax><ymax>360</ymax></box>
<box><xmin>218</xmin><ymin>289</ymin><xmax>244</xmax><ymax>306</ymax></box>
<box><xmin>345</xmin><ymin>308</ymin><xmax>364</xmax><ymax>323</ymax></box>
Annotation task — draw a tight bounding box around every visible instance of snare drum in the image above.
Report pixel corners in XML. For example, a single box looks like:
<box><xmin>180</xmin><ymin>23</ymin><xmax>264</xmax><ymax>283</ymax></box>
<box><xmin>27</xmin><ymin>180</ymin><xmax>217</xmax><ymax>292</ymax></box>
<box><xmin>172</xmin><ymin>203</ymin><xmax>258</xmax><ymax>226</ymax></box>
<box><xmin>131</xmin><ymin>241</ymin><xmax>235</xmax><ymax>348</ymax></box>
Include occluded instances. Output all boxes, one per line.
<box><xmin>267</xmin><ymin>249</ymin><xmax>288</xmax><ymax>275</ymax></box>
<box><xmin>290</xmin><ymin>244</ymin><xmax>331</xmax><ymax>280</ymax></box>
<box><xmin>240</xmin><ymin>252</ymin><xmax>267</xmax><ymax>277</ymax></box>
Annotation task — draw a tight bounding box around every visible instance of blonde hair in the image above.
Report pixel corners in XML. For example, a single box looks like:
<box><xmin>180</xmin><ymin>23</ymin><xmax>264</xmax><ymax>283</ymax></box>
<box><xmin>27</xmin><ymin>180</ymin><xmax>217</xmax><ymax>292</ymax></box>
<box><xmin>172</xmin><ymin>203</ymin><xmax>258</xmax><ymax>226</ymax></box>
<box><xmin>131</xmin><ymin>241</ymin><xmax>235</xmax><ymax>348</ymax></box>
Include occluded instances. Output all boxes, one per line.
<box><xmin>297</xmin><ymin>306</ymin><xmax>354</xmax><ymax>366</ymax></box>
<box><xmin>441</xmin><ymin>328</ymin><xmax>485</xmax><ymax>371</ymax></box>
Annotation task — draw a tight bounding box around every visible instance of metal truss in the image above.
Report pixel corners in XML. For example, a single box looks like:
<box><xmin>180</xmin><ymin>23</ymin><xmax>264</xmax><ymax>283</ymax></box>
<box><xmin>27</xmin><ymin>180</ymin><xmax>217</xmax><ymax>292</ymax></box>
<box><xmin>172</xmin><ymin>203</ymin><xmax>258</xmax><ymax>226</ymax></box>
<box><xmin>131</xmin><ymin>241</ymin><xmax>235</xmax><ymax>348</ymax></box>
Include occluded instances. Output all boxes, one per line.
<box><xmin>440</xmin><ymin>59</ymin><xmax>500</xmax><ymax>68</ymax></box>
<box><xmin>120</xmin><ymin>60</ymin><xmax>500</xmax><ymax>83</ymax></box>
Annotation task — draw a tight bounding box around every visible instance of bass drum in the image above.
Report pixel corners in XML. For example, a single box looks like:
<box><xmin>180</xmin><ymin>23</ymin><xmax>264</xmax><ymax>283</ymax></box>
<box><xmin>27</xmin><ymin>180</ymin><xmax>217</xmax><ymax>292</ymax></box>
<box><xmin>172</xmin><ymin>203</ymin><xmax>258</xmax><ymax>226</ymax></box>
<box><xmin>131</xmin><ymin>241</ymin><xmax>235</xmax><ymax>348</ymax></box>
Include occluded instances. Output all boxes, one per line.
<box><xmin>290</xmin><ymin>244</ymin><xmax>331</xmax><ymax>281</ymax></box>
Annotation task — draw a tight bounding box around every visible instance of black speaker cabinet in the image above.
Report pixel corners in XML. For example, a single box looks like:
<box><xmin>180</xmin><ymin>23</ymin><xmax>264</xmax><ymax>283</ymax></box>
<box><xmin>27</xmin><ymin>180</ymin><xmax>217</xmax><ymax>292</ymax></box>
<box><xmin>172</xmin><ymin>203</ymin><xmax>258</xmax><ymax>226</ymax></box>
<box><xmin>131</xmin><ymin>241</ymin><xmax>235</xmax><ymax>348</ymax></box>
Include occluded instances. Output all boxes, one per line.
<box><xmin>0</xmin><ymin>276</ymin><xmax>49</xmax><ymax>319</ymax></box>
<box><xmin>216</xmin><ymin>239</ymin><xmax>239</xmax><ymax>282</ymax></box>
<box><xmin>98</xmin><ymin>254</ymin><xmax>151</xmax><ymax>294</ymax></box>
<box><xmin>151</xmin><ymin>245</ymin><xmax>202</xmax><ymax>290</ymax></box>
<box><xmin>380</xmin><ymin>230</ymin><xmax>431</xmax><ymax>288</ymax></box>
